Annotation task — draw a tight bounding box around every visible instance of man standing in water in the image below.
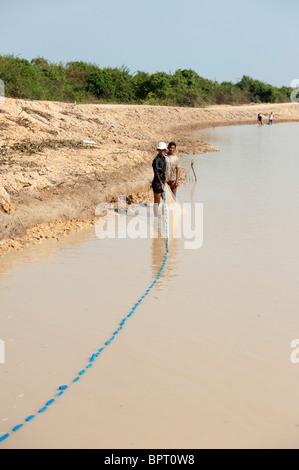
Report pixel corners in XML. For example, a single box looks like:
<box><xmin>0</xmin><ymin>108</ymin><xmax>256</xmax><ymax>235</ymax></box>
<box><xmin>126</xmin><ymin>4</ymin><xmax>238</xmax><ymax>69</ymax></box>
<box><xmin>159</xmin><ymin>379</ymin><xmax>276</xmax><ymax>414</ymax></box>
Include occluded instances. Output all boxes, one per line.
<box><xmin>165</xmin><ymin>142</ymin><xmax>180</xmax><ymax>196</ymax></box>
<box><xmin>152</xmin><ymin>141</ymin><xmax>167</xmax><ymax>216</ymax></box>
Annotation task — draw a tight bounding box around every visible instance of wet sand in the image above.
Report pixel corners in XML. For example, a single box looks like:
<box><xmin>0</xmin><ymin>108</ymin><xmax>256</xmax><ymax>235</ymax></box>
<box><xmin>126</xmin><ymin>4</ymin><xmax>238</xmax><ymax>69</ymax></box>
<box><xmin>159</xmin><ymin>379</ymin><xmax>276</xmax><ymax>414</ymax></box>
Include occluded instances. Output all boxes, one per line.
<box><xmin>1</xmin><ymin>123</ymin><xmax>299</xmax><ymax>449</ymax></box>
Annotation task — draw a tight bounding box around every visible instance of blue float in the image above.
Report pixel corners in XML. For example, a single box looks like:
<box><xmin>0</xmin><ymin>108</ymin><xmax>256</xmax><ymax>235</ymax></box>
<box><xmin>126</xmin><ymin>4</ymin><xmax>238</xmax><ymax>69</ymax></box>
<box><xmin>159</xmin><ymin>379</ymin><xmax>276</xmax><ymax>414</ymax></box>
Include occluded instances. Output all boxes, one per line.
<box><xmin>13</xmin><ymin>424</ymin><xmax>23</xmax><ymax>432</ymax></box>
<box><xmin>25</xmin><ymin>415</ymin><xmax>35</xmax><ymax>422</ymax></box>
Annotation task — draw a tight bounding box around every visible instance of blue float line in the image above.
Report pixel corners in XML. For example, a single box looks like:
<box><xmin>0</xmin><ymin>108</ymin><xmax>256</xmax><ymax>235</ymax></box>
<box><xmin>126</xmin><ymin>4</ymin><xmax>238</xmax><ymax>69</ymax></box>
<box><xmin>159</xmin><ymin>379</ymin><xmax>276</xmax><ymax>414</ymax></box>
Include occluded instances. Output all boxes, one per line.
<box><xmin>0</xmin><ymin>184</ymin><xmax>169</xmax><ymax>444</ymax></box>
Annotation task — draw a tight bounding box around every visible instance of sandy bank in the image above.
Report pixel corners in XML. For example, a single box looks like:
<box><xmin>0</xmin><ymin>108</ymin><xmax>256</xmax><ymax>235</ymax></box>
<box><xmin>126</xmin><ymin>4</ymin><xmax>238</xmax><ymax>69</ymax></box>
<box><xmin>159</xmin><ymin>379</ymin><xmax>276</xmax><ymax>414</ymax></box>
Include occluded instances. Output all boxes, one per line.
<box><xmin>0</xmin><ymin>99</ymin><xmax>298</xmax><ymax>255</ymax></box>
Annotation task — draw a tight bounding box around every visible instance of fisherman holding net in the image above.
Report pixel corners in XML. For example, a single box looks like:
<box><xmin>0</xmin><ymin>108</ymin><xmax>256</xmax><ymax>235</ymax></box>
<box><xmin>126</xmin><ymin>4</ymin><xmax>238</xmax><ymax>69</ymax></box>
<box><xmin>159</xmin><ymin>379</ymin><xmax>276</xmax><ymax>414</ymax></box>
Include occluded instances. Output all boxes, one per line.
<box><xmin>152</xmin><ymin>141</ymin><xmax>181</xmax><ymax>240</ymax></box>
<box><xmin>152</xmin><ymin>141</ymin><xmax>168</xmax><ymax>217</ymax></box>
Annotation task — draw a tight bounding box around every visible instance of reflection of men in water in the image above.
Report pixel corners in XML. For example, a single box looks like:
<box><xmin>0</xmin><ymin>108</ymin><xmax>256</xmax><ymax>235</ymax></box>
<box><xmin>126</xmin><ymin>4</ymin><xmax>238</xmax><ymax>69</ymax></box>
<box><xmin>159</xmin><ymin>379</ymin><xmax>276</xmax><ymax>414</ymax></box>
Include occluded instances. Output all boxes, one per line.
<box><xmin>165</xmin><ymin>142</ymin><xmax>180</xmax><ymax>197</ymax></box>
<box><xmin>152</xmin><ymin>142</ymin><xmax>167</xmax><ymax>217</ymax></box>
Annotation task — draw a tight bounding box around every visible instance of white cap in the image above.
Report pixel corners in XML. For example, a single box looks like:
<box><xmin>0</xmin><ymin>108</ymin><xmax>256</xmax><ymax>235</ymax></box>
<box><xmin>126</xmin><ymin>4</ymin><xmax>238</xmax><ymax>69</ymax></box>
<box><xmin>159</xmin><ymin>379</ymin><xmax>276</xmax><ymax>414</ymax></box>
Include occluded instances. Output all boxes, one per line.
<box><xmin>157</xmin><ymin>141</ymin><xmax>167</xmax><ymax>150</ymax></box>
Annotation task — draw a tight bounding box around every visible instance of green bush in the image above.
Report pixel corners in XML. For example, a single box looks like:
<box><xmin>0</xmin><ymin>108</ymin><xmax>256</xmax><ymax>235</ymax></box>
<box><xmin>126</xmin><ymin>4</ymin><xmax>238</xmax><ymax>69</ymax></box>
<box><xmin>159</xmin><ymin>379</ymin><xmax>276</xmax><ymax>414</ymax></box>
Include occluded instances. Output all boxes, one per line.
<box><xmin>0</xmin><ymin>55</ymin><xmax>292</xmax><ymax>106</ymax></box>
<box><xmin>236</xmin><ymin>75</ymin><xmax>291</xmax><ymax>103</ymax></box>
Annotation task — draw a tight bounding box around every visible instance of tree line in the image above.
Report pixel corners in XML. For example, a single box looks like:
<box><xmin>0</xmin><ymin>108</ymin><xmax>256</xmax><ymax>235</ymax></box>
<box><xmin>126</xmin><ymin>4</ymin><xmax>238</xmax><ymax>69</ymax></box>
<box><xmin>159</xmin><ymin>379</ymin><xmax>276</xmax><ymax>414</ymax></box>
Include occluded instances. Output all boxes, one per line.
<box><xmin>0</xmin><ymin>55</ymin><xmax>292</xmax><ymax>106</ymax></box>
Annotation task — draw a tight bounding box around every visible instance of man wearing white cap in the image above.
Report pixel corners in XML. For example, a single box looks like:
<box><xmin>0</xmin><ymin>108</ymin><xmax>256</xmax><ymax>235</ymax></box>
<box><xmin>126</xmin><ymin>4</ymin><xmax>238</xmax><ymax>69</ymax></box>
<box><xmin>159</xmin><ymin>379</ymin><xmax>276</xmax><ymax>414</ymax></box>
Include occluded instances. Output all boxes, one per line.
<box><xmin>152</xmin><ymin>142</ymin><xmax>167</xmax><ymax>216</ymax></box>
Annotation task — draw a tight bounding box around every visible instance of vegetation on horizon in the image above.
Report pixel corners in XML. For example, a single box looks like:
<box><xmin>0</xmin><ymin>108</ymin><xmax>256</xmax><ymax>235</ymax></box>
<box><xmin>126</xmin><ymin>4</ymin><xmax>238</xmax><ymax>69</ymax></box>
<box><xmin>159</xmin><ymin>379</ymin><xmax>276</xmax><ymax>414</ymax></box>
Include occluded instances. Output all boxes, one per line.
<box><xmin>0</xmin><ymin>55</ymin><xmax>292</xmax><ymax>106</ymax></box>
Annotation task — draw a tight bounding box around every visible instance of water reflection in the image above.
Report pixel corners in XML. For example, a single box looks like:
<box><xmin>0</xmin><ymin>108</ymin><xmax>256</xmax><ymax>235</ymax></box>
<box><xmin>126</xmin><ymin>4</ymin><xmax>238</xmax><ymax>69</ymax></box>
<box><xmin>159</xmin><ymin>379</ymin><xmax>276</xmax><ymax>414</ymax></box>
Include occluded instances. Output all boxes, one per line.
<box><xmin>0</xmin><ymin>228</ymin><xmax>94</xmax><ymax>280</ymax></box>
<box><xmin>151</xmin><ymin>223</ymin><xmax>179</xmax><ymax>285</ymax></box>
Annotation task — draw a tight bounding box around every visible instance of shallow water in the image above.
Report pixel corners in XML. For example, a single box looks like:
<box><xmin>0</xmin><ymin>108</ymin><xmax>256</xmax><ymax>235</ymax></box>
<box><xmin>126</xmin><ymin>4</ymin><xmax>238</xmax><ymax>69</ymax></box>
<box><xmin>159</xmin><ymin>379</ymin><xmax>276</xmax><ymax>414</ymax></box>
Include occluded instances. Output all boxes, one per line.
<box><xmin>1</xmin><ymin>123</ymin><xmax>299</xmax><ymax>449</ymax></box>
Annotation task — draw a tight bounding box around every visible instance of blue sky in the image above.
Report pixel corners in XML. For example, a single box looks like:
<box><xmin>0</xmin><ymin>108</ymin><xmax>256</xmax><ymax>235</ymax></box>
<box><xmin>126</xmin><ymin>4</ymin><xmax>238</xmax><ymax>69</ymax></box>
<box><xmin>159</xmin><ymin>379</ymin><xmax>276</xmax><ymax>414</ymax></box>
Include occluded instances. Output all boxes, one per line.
<box><xmin>0</xmin><ymin>0</ymin><xmax>298</xmax><ymax>87</ymax></box>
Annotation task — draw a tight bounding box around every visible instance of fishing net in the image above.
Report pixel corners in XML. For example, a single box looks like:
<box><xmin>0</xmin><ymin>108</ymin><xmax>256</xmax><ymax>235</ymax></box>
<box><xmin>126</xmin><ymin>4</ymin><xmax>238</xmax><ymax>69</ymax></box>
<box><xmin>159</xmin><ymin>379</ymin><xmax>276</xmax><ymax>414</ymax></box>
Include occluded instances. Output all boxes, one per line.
<box><xmin>163</xmin><ymin>184</ymin><xmax>182</xmax><ymax>239</ymax></box>
<box><xmin>94</xmin><ymin>184</ymin><xmax>182</xmax><ymax>240</ymax></box>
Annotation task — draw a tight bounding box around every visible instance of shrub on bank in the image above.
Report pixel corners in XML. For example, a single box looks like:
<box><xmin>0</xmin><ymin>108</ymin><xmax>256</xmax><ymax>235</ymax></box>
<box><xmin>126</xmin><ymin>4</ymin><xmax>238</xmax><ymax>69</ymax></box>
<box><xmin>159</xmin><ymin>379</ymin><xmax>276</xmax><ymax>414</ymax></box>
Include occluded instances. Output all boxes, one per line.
<box><xmin>0</xmin><ymin>55</ymin><xmax>292</xmax><ymax>106</ymax></box>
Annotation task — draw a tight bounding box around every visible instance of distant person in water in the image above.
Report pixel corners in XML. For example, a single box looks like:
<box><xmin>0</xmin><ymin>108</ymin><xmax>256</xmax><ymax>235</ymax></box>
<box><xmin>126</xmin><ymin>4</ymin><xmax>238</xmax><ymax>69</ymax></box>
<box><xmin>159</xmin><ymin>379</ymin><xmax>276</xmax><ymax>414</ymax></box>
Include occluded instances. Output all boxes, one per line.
<box><xmin>268</xmin><ymin>112</ymin><xmax>274</xmax><ymax>125</ymax></box>
<box><xmin>152</xmin><ymin>141</ymin><xmax>167</xmax><ymax>216</ymax></box>
<box><xmin>165</xmin><ymin>142</ymin><xmax>180</xmax><ymax>196</ymax></box>
<box><xmin>257</xmin><ymin>113</ymin><xmax>263</xmax><ymax>125</ymax></box>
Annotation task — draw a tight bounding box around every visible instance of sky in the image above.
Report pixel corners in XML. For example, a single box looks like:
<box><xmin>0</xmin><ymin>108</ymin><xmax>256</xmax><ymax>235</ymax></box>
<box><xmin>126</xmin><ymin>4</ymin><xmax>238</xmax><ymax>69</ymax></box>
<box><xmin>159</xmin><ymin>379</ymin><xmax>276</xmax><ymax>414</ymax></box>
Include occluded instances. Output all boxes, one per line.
<box><xmin>0</xmin><ymin>0</ymin><xmax>298</xmax><ymax>87</ymax></box>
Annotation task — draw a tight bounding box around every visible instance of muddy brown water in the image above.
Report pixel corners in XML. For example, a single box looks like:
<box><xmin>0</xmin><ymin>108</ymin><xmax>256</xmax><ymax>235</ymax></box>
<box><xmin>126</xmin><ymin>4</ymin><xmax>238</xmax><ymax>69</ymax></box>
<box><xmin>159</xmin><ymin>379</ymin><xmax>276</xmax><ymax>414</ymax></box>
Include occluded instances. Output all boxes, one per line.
<box><xmin>1</xmin><ymin>123</ymin><xmax>299</xmax><ymax>449</ymax></box>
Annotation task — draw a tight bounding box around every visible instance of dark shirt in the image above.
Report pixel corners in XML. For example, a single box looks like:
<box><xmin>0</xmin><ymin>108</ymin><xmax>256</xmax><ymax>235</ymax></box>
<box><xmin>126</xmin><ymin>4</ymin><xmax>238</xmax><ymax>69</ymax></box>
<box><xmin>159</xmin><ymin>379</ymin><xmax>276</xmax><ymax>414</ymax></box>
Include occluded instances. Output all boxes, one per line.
<box><xmin>152</xmin><ymin>154</ymin><xmax>166</xmax><ymax>183</ymax></box>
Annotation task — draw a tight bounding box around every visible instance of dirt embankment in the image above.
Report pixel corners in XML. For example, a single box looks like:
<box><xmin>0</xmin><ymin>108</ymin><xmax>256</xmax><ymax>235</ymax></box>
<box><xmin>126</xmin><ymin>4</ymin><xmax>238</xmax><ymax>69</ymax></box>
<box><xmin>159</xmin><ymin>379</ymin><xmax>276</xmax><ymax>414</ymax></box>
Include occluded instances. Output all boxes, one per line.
<box><xmin>0</xmin><ymin>99</ymin><xmax>299</xmax><ymax>255</ymax></box>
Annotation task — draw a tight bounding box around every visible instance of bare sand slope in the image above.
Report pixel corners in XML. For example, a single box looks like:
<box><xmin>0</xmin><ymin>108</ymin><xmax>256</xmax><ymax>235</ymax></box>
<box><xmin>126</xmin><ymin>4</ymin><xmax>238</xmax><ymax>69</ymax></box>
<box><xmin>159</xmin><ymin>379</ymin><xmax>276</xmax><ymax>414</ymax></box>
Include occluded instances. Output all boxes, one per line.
<box><xmin>0</xmin><ymin>99</ymin><xmax>298</xmax><ymax>254</ymax></box>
